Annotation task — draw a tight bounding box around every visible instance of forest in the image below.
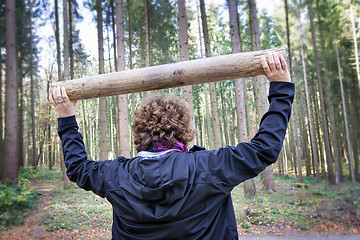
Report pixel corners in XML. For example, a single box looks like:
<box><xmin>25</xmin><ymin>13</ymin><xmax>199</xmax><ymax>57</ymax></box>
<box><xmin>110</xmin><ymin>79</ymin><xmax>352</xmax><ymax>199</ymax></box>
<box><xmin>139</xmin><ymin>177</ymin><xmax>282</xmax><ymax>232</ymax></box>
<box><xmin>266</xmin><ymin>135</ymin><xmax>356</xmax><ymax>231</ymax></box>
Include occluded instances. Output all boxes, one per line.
<box><xmin>0</xmin><ymin>0</ymin><xmax>360</xmax><ymax>238</ymax></box>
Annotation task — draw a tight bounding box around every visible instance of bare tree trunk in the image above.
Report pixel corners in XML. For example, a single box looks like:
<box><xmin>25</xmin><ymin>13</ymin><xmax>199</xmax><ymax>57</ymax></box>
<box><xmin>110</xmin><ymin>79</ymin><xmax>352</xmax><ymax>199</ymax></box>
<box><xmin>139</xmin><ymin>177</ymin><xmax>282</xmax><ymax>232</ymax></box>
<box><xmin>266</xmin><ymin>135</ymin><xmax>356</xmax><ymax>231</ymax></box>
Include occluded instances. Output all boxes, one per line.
<box><xmin>316</xmin><ymin>0</ymin><xmax>341</xmax><ymax>183</ymax></box>
<box><xmin>298</xmin><ymin>10</ymin><xmax>320</xmax><ymax>180</ymax></box>
<box><xmin>228</xmin><ymin>0</ymin><xmax>255</xmax><ymax>196</ymax></box>
<box><xmin>115</xmin><ymin>0</ymin><xmax>130</xmax><ymax>158</ymax></box>
<box><xmin>177</xmin><ymin>0</ymin><xmax>195</xmax><ymax>146</ymax></box>
<box><xmin>249</xmin><ymin>0</ymin><xmax>274</xmax><ymax>191</ymax></box>
<box><xmin>29</xmin><ymin>0</ymin><xmax>37</xmax><ymax>170</ymax></box>
<box><xmin>55</xmin><ymin>0</ymin><xmax>61</xmax><ymax>81</ymax></box>
<box><xmin>307</xmin><ymin>0</ymin><xmax>335</xmax><ymax>184</ymax></box>
<box><xmin>220</xmin><ymin>82</ymin><xmax>230</xmax><ymax>146</ymax></box>
<box><xmin>3</xmin><ymin>0</ymin><xmax>19</xmax><ymax>181</ymax></box>
<box><xmin>110</xmin><ymin>0</ymin><xmax>117</xmax><ymax>69</ymax></box>
<box><xmin>199</xmin><ymin>0</ymin><xmax>222</xmax><ymax>149</ymax></box>
<box><xmin>0</xmin><ymin>40</ymin><xmax>3</xmax><ymax>177</ymax></box>
<box><xmin>350</xmin><ymin>5</ymin><xmax>360</xmax><ymax>90</ymax></box>
<box><xmin>285</xmin><ymin>0</ymin><xmax>301</xmax><ymax>182</ymax></box>
<box><xmin>63</xmin><ymin>0</ymin><xmax>69</xmax><ymax>80</ymax></box>
<box><xmin>68</xmin><ymin>0</ymin><xmax>74</xmax><ymax>80</ymax></box>
<box><xmin>61</xmin><ymin>0</ymin><xmax>72</xmax><ymax>188</ymax></box>
<box><xmin>335</xmin><ymin>41</ymin><xmax>356</xmax><ymax>182</ymax></box>
<box><xmin>97</xmin><ymin>0</ymin><xmax>108</xmax><ymax>161</ymax></box>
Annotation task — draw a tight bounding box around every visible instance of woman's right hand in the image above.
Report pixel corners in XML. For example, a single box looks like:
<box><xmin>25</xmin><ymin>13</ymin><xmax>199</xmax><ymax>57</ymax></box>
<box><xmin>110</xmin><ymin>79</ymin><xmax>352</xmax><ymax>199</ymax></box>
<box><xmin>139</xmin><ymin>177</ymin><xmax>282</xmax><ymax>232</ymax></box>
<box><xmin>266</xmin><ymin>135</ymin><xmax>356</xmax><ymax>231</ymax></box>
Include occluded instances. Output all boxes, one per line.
<box><xmin>261</xmin><ymin>51</ymin><xmax>291</xmax><ymax>83</ymax></box>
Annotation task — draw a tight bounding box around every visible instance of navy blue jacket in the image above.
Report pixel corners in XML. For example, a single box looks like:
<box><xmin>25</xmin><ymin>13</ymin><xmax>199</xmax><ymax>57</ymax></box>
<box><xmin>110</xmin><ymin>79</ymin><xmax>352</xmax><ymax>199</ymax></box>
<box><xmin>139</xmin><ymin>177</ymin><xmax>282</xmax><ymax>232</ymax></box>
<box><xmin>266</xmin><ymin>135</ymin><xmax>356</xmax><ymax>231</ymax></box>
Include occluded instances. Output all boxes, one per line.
<box><xmin>58</xmin><ymin>82</ymin><xmax>295</xmax><ymax>240</ymax></box>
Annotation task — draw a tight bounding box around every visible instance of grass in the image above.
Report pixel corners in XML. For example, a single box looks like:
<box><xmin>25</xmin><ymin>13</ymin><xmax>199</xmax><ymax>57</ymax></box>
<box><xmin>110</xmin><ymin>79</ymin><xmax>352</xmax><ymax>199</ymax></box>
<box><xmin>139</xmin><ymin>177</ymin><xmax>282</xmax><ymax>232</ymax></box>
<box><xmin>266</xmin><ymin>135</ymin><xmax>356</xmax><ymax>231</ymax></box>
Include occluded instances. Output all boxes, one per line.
<box><xmin>3</xmin><ymin>167</ymin><xmax>360</xmax><ymax>236</ymax></box>
<box><xmin>232</xmin><ymin>174</ymin><xmax>360</xmax><ymax>234</ymax></box>
<box><xmin>40</xmin><ymin>187</ymin><xmax>112</xmax><ymax>231</ymax></box>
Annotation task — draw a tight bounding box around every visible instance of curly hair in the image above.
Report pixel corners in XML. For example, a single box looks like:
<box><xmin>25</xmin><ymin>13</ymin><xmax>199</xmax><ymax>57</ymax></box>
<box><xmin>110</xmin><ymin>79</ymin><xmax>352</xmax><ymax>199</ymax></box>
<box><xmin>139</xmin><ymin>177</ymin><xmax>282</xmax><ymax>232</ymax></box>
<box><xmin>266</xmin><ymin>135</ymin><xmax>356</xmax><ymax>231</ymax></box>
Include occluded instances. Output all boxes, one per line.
<box><xmin>132</xmin><ymin>93</ymin><xmax>195</xmax><ymax>151</ymax></box>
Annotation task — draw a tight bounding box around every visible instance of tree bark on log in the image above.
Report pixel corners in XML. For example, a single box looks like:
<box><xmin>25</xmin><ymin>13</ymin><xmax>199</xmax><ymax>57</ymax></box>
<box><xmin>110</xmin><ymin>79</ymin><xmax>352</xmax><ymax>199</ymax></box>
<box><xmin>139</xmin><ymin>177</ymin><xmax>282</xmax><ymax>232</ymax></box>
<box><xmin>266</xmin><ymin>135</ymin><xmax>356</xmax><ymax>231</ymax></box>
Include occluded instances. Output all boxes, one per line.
<box><xmin>54</xmin><ymin>47</ymin><xmax>286</xmax><ymax>101</ymax></box>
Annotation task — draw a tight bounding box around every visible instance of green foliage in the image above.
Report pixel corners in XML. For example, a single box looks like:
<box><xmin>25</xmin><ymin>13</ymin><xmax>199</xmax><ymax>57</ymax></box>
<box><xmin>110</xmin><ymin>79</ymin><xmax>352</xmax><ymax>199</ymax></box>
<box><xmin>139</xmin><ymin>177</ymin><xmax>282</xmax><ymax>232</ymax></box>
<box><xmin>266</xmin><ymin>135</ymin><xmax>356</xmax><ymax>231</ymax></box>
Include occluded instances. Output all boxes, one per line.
<box><xmin>19</xmin><ymin>166</ymin><xmax>62</xmax><ymax>180</ymax></box>
<box><xmin>41</xmin><ymin>187</ymin><xmax>112</xmax><ymax>231</ymax></box>
<box><xmin>233</xmin><ymin>175</ymin><xmax>360</xmax><ymax>232</ymax></box>
<box><xmin>0</xmin><ymin>177</ymin><xmax>38</xmax><ymax>230</ymax></box>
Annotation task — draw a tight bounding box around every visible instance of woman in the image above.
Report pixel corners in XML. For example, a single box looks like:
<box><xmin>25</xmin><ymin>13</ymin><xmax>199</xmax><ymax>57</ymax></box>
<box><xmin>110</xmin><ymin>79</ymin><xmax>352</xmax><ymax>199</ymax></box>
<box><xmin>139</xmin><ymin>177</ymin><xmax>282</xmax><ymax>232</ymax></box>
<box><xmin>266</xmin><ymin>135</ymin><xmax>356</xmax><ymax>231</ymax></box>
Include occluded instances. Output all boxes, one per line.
<box><xmin>50</xmin><ymin>51</ymin><xmax>294</xmax><ymax>240</ymax></box>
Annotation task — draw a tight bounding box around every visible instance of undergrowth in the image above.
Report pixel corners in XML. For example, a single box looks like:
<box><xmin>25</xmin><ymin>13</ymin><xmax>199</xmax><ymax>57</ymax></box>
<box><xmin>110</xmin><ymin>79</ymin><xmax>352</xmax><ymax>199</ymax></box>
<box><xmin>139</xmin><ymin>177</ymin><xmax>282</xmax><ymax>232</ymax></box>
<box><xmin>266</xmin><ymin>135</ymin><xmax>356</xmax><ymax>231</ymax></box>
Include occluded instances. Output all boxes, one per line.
<box><xmin>40</xmin><ymin>187</ymin><xmax>112</xmax><ymax>231</ymax></box>
<box><xmin>232</xmin><ymin>175</ymin><xmax>360</xmax><ymax>234</ymax></box>
<box><xmin>0</xmin><ymin>176</ymin><xmax>38</xmax><ymax>231</ymax></box>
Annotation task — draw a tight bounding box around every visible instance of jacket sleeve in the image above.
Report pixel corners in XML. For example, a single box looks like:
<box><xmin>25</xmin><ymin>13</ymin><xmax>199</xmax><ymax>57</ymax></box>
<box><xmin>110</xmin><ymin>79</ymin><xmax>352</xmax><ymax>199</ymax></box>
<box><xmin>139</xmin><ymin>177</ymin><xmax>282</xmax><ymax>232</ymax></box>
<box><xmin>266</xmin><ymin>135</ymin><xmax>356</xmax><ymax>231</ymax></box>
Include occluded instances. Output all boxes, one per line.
<box><xmin>57</xmin><ymin>116</ymin><xmax>112</xmax><ymax>197</ymax></box>
<box><xmin>197</xmin><ymin>81</ymin><xmax>295</xmax><ymax>188</ymax></box>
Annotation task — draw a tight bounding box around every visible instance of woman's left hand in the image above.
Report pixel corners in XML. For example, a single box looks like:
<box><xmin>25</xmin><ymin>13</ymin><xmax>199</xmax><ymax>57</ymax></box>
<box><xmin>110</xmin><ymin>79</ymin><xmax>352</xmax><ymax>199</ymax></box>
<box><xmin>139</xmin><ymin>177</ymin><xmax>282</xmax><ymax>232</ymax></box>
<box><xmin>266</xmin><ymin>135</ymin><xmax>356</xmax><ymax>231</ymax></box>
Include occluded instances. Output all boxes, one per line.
<box><xmin>49</xmin><ymin>86</ymin><xmax>79</xmax><ymax>118</ymax></box>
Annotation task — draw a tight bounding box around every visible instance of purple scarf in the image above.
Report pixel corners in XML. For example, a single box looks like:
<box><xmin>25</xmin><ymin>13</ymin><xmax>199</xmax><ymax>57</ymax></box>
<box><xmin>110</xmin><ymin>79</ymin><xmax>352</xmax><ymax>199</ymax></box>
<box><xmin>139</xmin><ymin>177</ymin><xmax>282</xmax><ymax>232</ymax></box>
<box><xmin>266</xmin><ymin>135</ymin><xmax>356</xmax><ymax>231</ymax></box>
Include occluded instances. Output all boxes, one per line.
<box><xmin>139</xmin><ymin>140</ymin><xmax>188</xmax><ymax>152</ymax></box>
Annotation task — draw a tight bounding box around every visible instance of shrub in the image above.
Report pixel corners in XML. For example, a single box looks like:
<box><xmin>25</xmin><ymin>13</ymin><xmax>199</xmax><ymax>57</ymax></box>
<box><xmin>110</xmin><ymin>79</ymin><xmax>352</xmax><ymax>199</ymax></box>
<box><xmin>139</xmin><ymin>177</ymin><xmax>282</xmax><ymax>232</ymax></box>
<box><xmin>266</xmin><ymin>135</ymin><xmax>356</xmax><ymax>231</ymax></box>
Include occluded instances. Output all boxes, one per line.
<box><xmin>0</xmin><ymin>177</ymin><xmax>38</xmax><ymax>230</ymax></box>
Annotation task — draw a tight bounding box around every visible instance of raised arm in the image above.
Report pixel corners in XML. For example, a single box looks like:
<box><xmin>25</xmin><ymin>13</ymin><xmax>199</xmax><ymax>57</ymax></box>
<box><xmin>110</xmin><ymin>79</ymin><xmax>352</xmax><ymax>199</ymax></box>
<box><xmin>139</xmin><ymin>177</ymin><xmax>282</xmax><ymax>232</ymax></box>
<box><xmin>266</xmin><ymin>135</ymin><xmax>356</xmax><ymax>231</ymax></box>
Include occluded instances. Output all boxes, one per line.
<box><xmin>196</xmin><ymin>51</ymin><xmax>294</xmax><ymax>187</ymax></box>
<box><xmin>50</xmin><ymin>87</ymin><xmax>111</xmax><ymax>197</ymax></box>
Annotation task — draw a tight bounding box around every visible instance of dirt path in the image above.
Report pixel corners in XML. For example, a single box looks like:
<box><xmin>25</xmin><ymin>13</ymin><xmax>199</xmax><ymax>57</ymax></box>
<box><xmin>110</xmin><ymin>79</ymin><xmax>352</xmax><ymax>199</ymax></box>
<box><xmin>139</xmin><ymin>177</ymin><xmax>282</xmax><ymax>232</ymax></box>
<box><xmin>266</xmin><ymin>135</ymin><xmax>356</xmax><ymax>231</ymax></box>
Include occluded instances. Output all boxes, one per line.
<box><xmin>0</xmin><ymin>180</ymin><xmax>110</xmax><ymax>240</ymax></box>
<box><xmin>239</xmin><ymin>233</ymin><xmax>360</xmax><ymax>239</ymax></box>
<box><xmin>1</xmin><ymin>180</ymin><xmax>359</xmax><ymax>239</ymax></box>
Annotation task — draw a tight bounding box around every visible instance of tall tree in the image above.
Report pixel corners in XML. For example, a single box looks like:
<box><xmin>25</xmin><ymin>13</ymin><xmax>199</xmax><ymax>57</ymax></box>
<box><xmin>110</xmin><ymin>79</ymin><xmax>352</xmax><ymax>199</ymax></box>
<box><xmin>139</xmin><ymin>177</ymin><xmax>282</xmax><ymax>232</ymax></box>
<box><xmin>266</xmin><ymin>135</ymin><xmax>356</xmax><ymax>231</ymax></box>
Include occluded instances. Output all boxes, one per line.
<box><xmin>316</xmin><ymin>0</ymin><xmax>341</xmax><ymax>183</ymax></box>
<box><xmin>307</xmin><ymin>0</ymin><xmax>335</xmax><ymax>185</ymax></box>
<box><xmin>249</xmin><ymin>0</ymin><xmax>275</xmax><ymax>191</ymax></box>
<box><xmin>115</xmin><ymin>0</ymin><xmax>131</xmax><ymax>158</ymax></box>
<box><xmin>55</xmin><ymin>0</ymin><xmax>61</xmax><ymax>82</ymax></box>
<box><xmin>227</xmin><ymin>0</ymin><xmax>255</xmax><ymax>197</ymax></box>
<box><xmin>350</xmin><ymin>5</ymin><xmax>360</xmax><ymax>90</ymax></box>
<box><xmin>177</xmin><ymin>0</ymin><xmax>195</xmax><ymax>146</ymax></box>
<box><xmin>97</xmin><ymin>0</ymin><xmax>108</xmax><ymax>161</ymax></box>
<box><xmin>61</xmin><ymin>0</ymin><xmax>72</xmax><ymax>188</ymax></box>
<box><xmin>63</xmin><ymin>0</ymin><xmax>69</xmax><ymax>80</ymax></box>
<box><xmin>199</xmin><ymin>0</ymin><xmax>222</xmax><ymax>149</ymax></box>
<box><xmin>0</xmin><ymin>6</ymin><xmax>4</xmax><ymax>177</ymax></box>
<box><xmin>335</xmin><ymin>40</ymin><xmax>356</xmax><ymax>182</ymax></box>
<box><xmin>29</xmin><ymin>0</ymin><xmax>37</xmax><ymax>169</ymax></box>
<box><xmin>284</xmin><ymin>0</ymin><xmax>302</xmax><ymax>182</ymax></box>
<box><xmin>298</xmin><ymin>10</ymin><xmax>320</xmax><ymax>180</ymax></box>
<box><xmin>3</xmin><ymin>0</ymin><xmax>18</xmax><ymax>180</ymax></box>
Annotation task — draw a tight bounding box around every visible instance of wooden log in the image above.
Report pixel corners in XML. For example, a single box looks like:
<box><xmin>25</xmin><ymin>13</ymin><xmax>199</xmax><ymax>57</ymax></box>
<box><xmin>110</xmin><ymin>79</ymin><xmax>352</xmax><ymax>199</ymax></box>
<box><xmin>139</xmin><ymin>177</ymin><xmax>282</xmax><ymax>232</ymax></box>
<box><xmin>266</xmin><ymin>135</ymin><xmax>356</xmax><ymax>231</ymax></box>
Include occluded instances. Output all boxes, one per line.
<box><xmin>53</xmin><ymin>47</ymin><xmax>286</xmax><ymax>101</ymax></box>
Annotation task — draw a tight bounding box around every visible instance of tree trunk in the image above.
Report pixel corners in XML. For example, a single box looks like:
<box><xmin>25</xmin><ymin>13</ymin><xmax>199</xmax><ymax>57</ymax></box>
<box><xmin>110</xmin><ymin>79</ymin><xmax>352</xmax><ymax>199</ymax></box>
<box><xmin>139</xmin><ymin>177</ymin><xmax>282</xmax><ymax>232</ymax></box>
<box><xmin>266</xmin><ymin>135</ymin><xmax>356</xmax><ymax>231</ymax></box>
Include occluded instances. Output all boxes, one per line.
<box><xmin>307</xmin><ymin>0</ymin><xmax>335</xmax><ymax>185</ymax></box>
<box><xmin>220</xmin><ymin>82</ymin><xmax>230</xmax><ymax>146</ymax></box>
<box><xmin>0</xmin><ymin>41</ymin><xmax>3</xmax><ymax>178</ymax></box>
<box><xmin>316</xmin><ymin>0</ymin><xmax>341</xmax><ymax>183</ymax></box>
<box><xmin>63</xmin><ymin>0</ymin><xmax>69</xmax><ymax>80</ymax></box>
<box><xmin>55</xmin><ymin>0</ymin><xmax>61</xmax><ymax>81</ymax></box>
<box><xmin>115</xmin><ymin>0</ymin><xmax>131</xmax><ymax>158</ymax></box>
<box><xmin>228</xmin><ymin>0</ymin><xmax>255</xmax><ymax>197</ymax></box>
<box><xmin>55</xmin><ymin>44</ymin><xmax>285</xmax><ymax>99</ymax></box>
<box><xmin>110</xmin><ymin>0</ymin><xmax>117</xmax><ymax>69</ymax></box>
<box><xmin>298</xmin><ymin>9</ymin><xmax>320</xmax><ymax>180</ymax></box>
<box><xmin>200</xmin><ymin>0</ymin><xmax>222</xmax><ymax>149</ymax></box>
<box><xmin>177</xmin><ymin>0</ymin><xmax>195</xmax><ymax>146</ymax></box>
<box><xmin>29</xmin><ymin>0</ymin><xmax>37</xmax><ymax>170</ymax></box>
<box><xmin>68</xmin><ymin>0</ymin><xmax>74</xmax><ymax>80</ymax></box>
<box><xmin>61</xmin><ymin>0</ymin><xmax>72</xmax><ymax>189</ymax></box>
<box><xmin>285</xmin><ymin>0</ymin><xmax>301</xmax><ymax>182</ymax></box>
<box><xmin>335</xmin><ymin>41</ymin><xmax>356</xmax><ymax>182</ymax></box>
<box><xmin>350</xmin><ymin>5</ymin><xmax>360</xmax><ymax>90</ymax></box>
<box><xmin>249</xmin><ymin>0</ymin><xmax>274</xmax><ymax>191</ymax></box>
<box><xmin>3</xmin><ymin>0</ymin><xmax>18</xmax><ymax>181</ymax></box>
<box><xmin>97</xmin><ymin>0</ymin><xmax>108</xmax><ymax>161</ymax></box>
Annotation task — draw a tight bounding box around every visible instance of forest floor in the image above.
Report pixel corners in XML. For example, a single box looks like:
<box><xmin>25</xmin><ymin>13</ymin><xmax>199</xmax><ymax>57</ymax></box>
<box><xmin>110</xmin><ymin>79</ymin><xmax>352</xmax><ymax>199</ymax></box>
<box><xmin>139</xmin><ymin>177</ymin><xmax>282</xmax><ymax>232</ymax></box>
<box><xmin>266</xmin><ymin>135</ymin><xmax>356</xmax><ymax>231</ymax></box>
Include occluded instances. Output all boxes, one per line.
<box><xmin>0</xmin><ymin>171</ymin><xmax>360</xmax><ymax>239</ymax></box>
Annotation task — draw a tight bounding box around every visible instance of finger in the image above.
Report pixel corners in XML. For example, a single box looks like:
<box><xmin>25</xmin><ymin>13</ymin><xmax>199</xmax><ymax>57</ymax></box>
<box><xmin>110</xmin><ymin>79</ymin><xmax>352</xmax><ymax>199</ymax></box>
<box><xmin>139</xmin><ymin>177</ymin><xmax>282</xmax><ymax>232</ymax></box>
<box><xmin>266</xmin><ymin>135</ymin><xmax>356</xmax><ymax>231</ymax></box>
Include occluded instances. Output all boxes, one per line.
<box><xmin>273</xmin><ymin>51</ymin><xmax>281</xmax><ymax>70</ymax></box>
<box><xmin>61</xmin><ymin>86</ymin><xmax>70</xmax><ymax>103</ymax></box>
<box><xmin>49</xmin><ymin>91</ymin><xmax>56</xmax><ymax>107</ymax></box>
<box><xmin>53</xmin><ymin>87</ymin><xmax>58</xmax><ymax>103</ymax></box>
<box><xmin>279</xmin><ymin>55</ymin><xmax>288</xmax><ymax>71</ymax></box>
<box><xmin>56</xmin><ymin>86</ymin><xmax>62</xmax><ymax>101</ymax></box>
<box><xmin>261</xmin><ymin>56</ymin><xmax>271</xmax><ymax>76</ymax></box>
<box><xmin>267</xmin><ymin>51</ymin><xmax>275</xmax><ymax>70</ymax></box>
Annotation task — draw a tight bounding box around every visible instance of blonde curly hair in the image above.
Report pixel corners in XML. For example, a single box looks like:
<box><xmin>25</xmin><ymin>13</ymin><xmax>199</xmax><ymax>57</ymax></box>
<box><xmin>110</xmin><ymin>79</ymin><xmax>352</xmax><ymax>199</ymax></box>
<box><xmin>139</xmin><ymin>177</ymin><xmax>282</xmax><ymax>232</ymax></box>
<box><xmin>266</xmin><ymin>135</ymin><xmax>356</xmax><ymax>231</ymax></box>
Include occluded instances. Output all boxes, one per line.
<box><xmin>132</xmin><ymin>93</ymin><xmax>195</xmax><ymax>151</ymax></box>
